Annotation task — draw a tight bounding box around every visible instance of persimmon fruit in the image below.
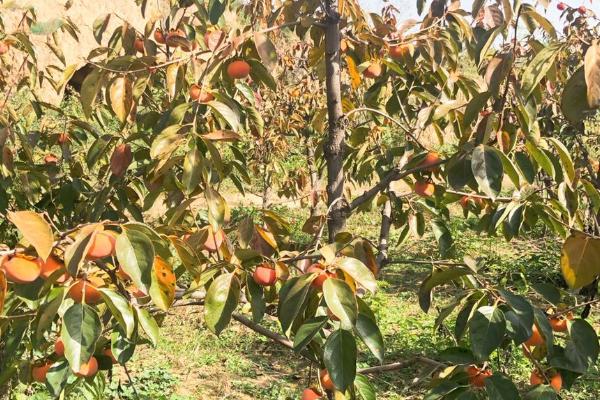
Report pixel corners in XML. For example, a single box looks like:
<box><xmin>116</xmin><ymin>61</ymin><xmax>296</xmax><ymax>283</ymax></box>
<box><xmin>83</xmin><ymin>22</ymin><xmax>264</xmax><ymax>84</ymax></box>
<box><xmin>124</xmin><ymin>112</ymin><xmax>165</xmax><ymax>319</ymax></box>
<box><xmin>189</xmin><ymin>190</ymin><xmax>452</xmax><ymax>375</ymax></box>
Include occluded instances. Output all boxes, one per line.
<box><xmin>154</xmin><ymin>28</ymin><xmax>165</xmax><ymax>44</ymax></box>
<box><xmin>466</xmin><ymin>365</ymin><xmax>492</xmax><ymax>388</ymax></box>
<box><xmin>67</xmin><ymin>277</ymin><xmax>104</xmax><ymax>304</ymax></box>
<box><xmin>302</xmin><ymin>388</ymin><xmax>322</xmax><ymax>400</ymax></box>
<box><xmin>86</xmin><ymin>230</ymin><xmax>118</xmax><ymax>260</ymax></box>
<box><xmin>253</xmin><ymin>263</ymin><xmax>277</xmax><ymax>286</ymax></box>
<box><xmin>2</xmin><ymin>256</ymin><xmax>42</xmax><ymax>283</ymax></box>
<box><xmin>420</xmin><ymin>152</ymin><xmax>441</xmax><ymax>172</ymax></box>
<box><xmin>524</xmin><ymin>324</ymin><xmax>544</xmax><ymax>347</ymax></box>
<box><xmin>530</xmin><ymin>369</ymin><xmax>562</xmax><ymax>392</ymax></box>
<box><xmin>414</xmin><ymin>180</ymin><xmax>435</xmax><ymax>197</ymax></box>
<box><xmin>363</xmin><ymin>62</ymin><xmax>382</xmax><ymax>79</ymax></box>
<box><xmin>134</xmin><ymin>37</ymin><xmax>145</xmax><ymax>53</ymax></box>
<box><xmin>227</xmin><ymin>60</ymin><xmax>251</xmax><ymax>79</ymax></box>
<box><xmin>307</xmin><ymin>263</ymin><xmax>334</xmax><ymax>289</ymax></box>
<box><xmin>189</xmin><ymin>84</ymin><xmax>214</xmax><ymax>103</ymax></box>
<box><xmin>75</xmin><ymin>356</ymin><xmax>98</xmax><ymax>377</ymax></box>
<box><xmin>55</xmin><ymin>337</ymin><xmax>65</xmax><ymax>357</ymax></box>
<box><xmin>39</xmin><ymin>256</ymin><xmax>69</xmax><ymax>283</ymax></box>
<box><xmin>319</xmin><ymin>369</ymin><xmax>335</xmax><ymax>391</ymax></box>
<box><xmin>32</xmin><ymin>362</ymin><xmax>52</xmax><ymax>383</ymax></box>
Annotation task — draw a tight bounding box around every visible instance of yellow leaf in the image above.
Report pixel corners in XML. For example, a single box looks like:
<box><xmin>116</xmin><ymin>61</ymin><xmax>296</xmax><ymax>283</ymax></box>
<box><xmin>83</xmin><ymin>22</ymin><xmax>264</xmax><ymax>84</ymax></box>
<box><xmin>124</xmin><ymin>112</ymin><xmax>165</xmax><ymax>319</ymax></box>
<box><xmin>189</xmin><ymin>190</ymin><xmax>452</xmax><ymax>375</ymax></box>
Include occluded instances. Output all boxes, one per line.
<box><xmin>561</xmin><ymin>232</ymin><xmax>600</xmax><ymax>289</ymax></box>
<box><xmin>585</xmin><ymin>40</ymin><xmax>600</xmax><ymax>108</ymax></box>
<box><xmin>0</xmin><ymin>269</ymin><xmax>6</xmax><ymax>314</ymax></box>
<box><xmin>8</xmin><ymin>211</ymin><xmax>54</xmax><ymax>261</ymax></box>
<box><xmin>201</xmin><ymin>130</ymin><xmax>241</xmax><ymax>141</ymax></box>
<box><xmin>165</xmin><ymin>63</ymin><xmax>180</xmax><ymax>100</ymax></box>
<box><xmin>345</xmin><ymin>55</ymin><xmax>361</xmax><ymax>89</ymax></box>
<box><xmin>149</xmin><ymin>256</ymin><xmax>176</xmax><ymax>311</ymax></box>
<box><xmin>256</xmin><ymin>226</ymin><xmax>277</xmax><ymax>250</ymax></box>
<box><xmin>109</xmin><ymin>76</ymin><xmax>133</xmax><ymax>123</ymax></box>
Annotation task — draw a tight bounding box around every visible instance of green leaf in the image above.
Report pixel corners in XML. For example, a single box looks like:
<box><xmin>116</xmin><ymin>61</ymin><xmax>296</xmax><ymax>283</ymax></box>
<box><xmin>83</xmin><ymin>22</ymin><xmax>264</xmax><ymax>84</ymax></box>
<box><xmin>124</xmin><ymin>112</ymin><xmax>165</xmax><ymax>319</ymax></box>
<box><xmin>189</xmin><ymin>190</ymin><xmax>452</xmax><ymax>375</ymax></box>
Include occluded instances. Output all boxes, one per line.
<box><xmin>354</xmin><ymin>374</ymin><xmax>376</xmax><ymax>400</ymax></box>
<box><xmin>111</xmin><ymin>328</ymin><xmax>136</xmax><ymax>365</ymax></box>
<box><xmin>438</xmin><ymin>347</ymin><xmax>476</xmax><ymax>364</ymax></box>
<box><xmin>208</xmin><ymin>101</ymin><xmax>241</xmax><ymax>131</ymax></box>
<box><xmin>61</xmin><ymin>303</ymin><xmax>102</xmax><ymax>372</ymax></box>
<box><xmin>547</xmin><ymin>138</ymin><xmax>575</xmax><ymax>184</ymax></box>
<box><xmin>45</xmin><ymin>360</ymin><xmax>71</xmax><ymax>397</ymax></box>
<box><xmin>64</xmin><ymin>225</ymin><xmax>97</xmax><ymax>277</ymax></box>
<box><xmin>31</xmin><ymin>18</ymin><xmax>64</xmax><ymax>35</ymax></box>
<box><xmin>560</xmin><ymin>232</ymin><xmax>600</xmax><ymax>289</ymax></box>
<box><xmin>419</xmin><ymin>267</ymin><xmax>470</xmax><ymax>313</ymax></box>
<box><xmin>471</xmin><ymin>0</ymin><xmax>485</xmax><ymax>17</ymax></box>
<box><xmin>521</xmin><ymin>42</ymin><xmax>562</xmax><ymax>99</ymax></box>
<box><xmin>355</xmin><ymin>313</ymin><xmax>384</xmax><ymax>364</ymax></box>
<box><xmin>562</xmin><ymin>67</ymin><xmax>594</xmax><ymax>124</ymax></box>
<box><xmin>208</xmin><ymin>0</ymin><xmax>227</xmax><ymax>24</ymax></box>
<box><xmin>463</xmin><ymin>92</ymin><xmax>491</xmax><ymax>127</ymax></box>
<box><xmin>278</xmin><ymin>274</ymin><xmax>315</xmax><ymax>335</ymax></box>
<box><xmin>484</xmin><ymin>374</ymin><xmax>521</xmax><ymax>400</ymax></box>
<box><xmin>247</xmin><ymin>58</ymin><xmax>277</xmax><ymax>91</ymax></box>
<box><xmin>499</xmin><ymin>290</ymin><xmax>534</xmax><ymax>344</ymax></box>
<box><xmin>323</xmin><ymin>329</ymin><xmax>357</xmax><ymax>391</ymax></box>
<box><xmin>205</xmin><ymin>273</ymin><xmax>240</xmax><ymax>335</ymax></box>
<box><xmin>80</xmin><ymin>68</ymin><xmax>104</xmax><ymax>119</ymax></box>
<box><xmin>564</xmin><ymin>319</ymin><xmax>599</xmax><ymax>372</ymax></box>
<box><xmin>471</xmin><ymin>144</ymin><xmax>503</xmax><ymax>199</ymax></box>
<box><xmin>35</xmin><ymin>288</ymin><xmax>64</xmax><ymax>342</ymax></box>
<box><xmin>524</xmin><ymin>386</ymin><xmax>559</xmax><ymax>400</ymax></box>
<box><xmin>86</xmin><ymin>134</ymin><xmax>113</xmax><ymax>168</ymax></box>
<box><xmin>135</xmin><ymin>307</ymin><xmax>159</xmax><ymax>347</ymax></box>
<box><xmin>150</xmin><ymin>125</ymin><xmax>183</xmax><ymax>159</ymax></box>
<box><xmin>526</xmin><ymin>140</ymin><xmax>555</xmax><ymax>179</ymax></box>
<box><xmin>246</xmin><ymin>275</ymin><xmax>266</xmax><ymax>323</ymax></box>
<box><xmin>447</xmin><ymin>153</ymin><xmax>474</xmax><ymax>190</ymax></box>
<box><xmin>335</xmin><ymin>257</ymin><xmax>377</xmax><ymax>293</ymax></box>
<box><xmin>205</xmin><ymin>186</ymin><xmax>229</xmax><ymax>230</ymax></box>
<box><xmin>116</xmin><ymin>228</ymin><xmax>155</xmax><ymax>294</ymax></box>
<box><xmin>293</xmin><ymin>316</ymin><xmax>328</xmax><ymax>351</ymax></box>
<box><xmin>491</xmin><ymin>149</ymin><xmax>520</xmax><ymax>189</ymax></box>
<box><xmin>515</xmin><ymin>152</ymin><xmax>537</xmax><ymax>184</ymax></box>
<box><xmin>323</xmin><ymin>278</ymin><xmax>358</xmax><ymax>329</ymax></box>
<box><xmin>431</xmin><ymin>219</ymin><xmax>454</xmax><ymax>258</ymax></box>
<box><xmin>531</xmin><ymin>282</ymin><xmax>561</xmax><ymax>305</ymax></box>
<box><xmin>99</xmin><ymin>289</ymin><xmax>135</xmax><ymax>338</ymax></box>
<box><xmin>469</xmin><ymin>305</ymin><xmax>506</xmax><ymax>360</ymax></box>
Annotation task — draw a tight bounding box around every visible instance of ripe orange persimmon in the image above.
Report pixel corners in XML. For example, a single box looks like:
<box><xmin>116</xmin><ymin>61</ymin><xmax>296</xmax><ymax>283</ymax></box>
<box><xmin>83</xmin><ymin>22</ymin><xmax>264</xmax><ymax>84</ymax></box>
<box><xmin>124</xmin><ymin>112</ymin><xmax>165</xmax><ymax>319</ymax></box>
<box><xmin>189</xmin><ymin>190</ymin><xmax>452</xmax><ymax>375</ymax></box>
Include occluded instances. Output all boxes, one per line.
<box><xmin>549</xmin><ymin>317</ymin><xmax>567</xmax><ymax>332</ymax></box>
<box><xmin>320</xmin><ymin>369</ymin><xmax>335</xmax><ymax>391</ymax></box>
<box><xmin>389</xmin><ymin>44</ymin><xmax>409</xmax><ymax>59</ymax></box>
<box><xmin>134</xmin><ymin>37</ymin><xmax>145</xmax><ymax>53</ymax></box>
<box><xmin>419</xmin><ymin>152</ymin><xmax>441</xmax><ymax>172</ymax></box>
<box><xmin>414</xmin><ymin>180</ymin><xmax>435</xmax><ymax>197</ymax></box>
<box><xmin>154</xmin><ymin>28</ymin><xmax>165</xmax><ymax>44</ymax></box>
<box><xmin>227</xmin><ymin>60</ymin><xmax>251</xmax><ymax>79</ymax></box>
<box><xmin>363</xmin><ymin>62</ymin><xmax>382</xmax><ymax>79</ymax></box>
<box><xmin>253</xmin><ymin>263</ymin><xmax>277</xmax><ymax>286</ymax></box>
<box><xmin>67</xmin><ymin>277</ymin><xmax>104</xmax><ymax>304</ymax></box>
<box><xmin>75</xmin><ymin>356</ymin><xmax>98</xmax><ymax>378</ymax></box>
<box><xmin>58</xmin><ymin>132</ymin><xmax>70</xmax><ymax>144</ymax></box>
<box><xmin>39</xmin><ymin>256</ymin><xmax>69</xmax><ymax>284</ymax></box>
<box><xmin>32</xmin><ymin>362</ymin><xmax>52</xmax><ymax>383</ymax></box>
<box><xmin>530</xmin><ymin>370</ymin><xmax>562</xmax><ymax>392</ymax></box>
<box><xmin>307</xmin><ymin>263</ymin><xmax>334</xmax><ymax>289</ymax></box>
<box><xmin>86</xmin><ymin>230</ymin><xmax>118</xmax><ymax>260</ymax></box>
<box><xmin>524</xmin><ymin>324</ymin><xmax>544</xmax><ymax>347</ymax></box>
<box><xmin>189</xmin><ymin>84</ymin><xmax>214</xmax><ymax>103</ymax></box>
<box><xmin>466</xmin><ymin>365</ymin><xmax>492</xmax><ymax>388</ymax></box>
<box><xmin>302</xmin><ymin>388</ymin><xmax>322</xmax><ymax>400</ymax></box>
<box><xmin>3</xmin><ymin>256</ymin><xmax>42</xmax><ymax>283</ymax></box>
<box><xmin>202</xmin><ymin>227</ymin><xmax>225</xmax><ymax>252</ymax></box>
<box><xmin>44</xmin><ymin>154</ymin><xmax>59</xmax><ymax>165</ymax></box>
<box><xmin>55</xmin><ymin>338</ymin><xmax>65</xmax><ymax>357</ymax></box>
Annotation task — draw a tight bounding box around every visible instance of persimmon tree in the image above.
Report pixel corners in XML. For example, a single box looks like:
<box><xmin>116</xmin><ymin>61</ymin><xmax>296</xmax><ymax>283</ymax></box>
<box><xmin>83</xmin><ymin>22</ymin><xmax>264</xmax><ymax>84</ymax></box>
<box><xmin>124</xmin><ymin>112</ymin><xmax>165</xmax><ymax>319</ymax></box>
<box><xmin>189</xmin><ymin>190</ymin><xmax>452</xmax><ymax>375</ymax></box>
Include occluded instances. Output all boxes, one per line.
<box><xmin>1</xmin><ymin>0</ymin><xmax>600</xmax><ymax>399</ymax></box>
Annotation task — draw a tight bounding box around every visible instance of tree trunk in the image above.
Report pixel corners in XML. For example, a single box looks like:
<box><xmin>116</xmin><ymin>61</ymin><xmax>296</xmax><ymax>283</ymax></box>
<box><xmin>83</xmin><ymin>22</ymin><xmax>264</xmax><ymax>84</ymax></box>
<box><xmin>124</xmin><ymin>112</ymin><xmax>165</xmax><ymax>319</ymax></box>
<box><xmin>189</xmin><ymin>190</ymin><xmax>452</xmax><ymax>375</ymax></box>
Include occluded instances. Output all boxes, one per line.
<box><xmin>323</xmin><ymin>0</ymin><xmax>346</xmax><ymax>242</ymax></box>
<box><xmin>376</xmin><ymin>188</ymin><xmax>392</xmax><ymax>271</ymax></box>
<box><xmin>305</xmin><ymin>139</ymin><xmax>318</xmax><ymax>218</ymax></box>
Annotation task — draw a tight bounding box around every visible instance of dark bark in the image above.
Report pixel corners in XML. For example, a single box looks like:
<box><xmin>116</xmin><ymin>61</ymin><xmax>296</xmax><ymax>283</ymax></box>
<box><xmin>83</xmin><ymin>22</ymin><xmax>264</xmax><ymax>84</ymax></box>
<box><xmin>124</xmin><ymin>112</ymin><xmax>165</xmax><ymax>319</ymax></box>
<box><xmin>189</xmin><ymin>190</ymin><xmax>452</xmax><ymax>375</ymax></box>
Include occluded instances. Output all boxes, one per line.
<box><xmin>305</xmin><ymin>141</ymin><xmax>318</xmax><ymax>218</ymax></box>
<box><xmin>376</xmin><ymin>188</ymin><xmax>392</xmax><ymax>270</ymax></box>
<box><xmin>323</xmin><ymin>0</ymin><xmax>347</xmax><ymax>242</ymax></box>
